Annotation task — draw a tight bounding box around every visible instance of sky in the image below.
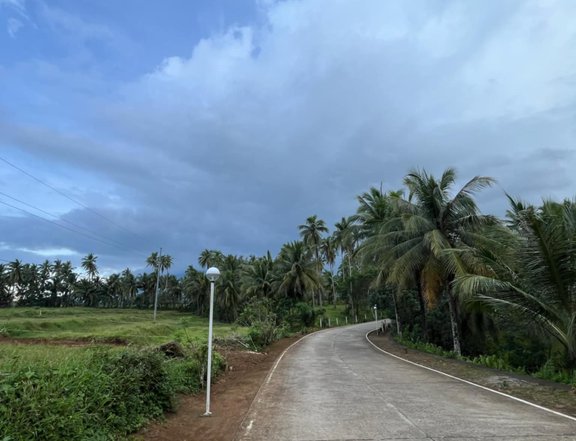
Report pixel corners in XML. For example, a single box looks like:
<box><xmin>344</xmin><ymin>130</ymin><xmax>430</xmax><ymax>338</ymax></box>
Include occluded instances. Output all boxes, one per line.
<box><xmin>1</xmin><ymin>0</ymin><xmax>575</xmax><ymax>276</ymax></box>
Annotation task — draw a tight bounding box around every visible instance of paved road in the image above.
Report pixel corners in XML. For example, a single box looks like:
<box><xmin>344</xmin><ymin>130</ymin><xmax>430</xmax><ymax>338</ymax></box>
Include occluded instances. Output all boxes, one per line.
<box><xmin>236</xmin><ymin>322</ymin><xmax>576</xmax><ymax>441</ymax></box>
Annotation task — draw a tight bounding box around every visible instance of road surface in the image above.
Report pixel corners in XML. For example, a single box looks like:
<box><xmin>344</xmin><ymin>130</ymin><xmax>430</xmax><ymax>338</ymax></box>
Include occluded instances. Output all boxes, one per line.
<box><xmin>236</xmin><ymin>322</ymin><xmax>576</xmax><ymax>441</ymax></box>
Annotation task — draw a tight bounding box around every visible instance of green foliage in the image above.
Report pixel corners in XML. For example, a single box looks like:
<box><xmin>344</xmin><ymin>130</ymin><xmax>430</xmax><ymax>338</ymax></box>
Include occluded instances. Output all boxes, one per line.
<box><xmin>533</xmin><ymin>359</ymin><xmax>576</xmax><ymax>385</ymax></box>
<box><xmin>285</xmin><ymin>302</ymin><xmax>317</xmax><ymax>330</ymax></box>
<box><xmin>469</xmin><ymin>354</ymin><xmax>519</xmax><ymax>372</ymax></box>
<box><xmin>396</xmin><ymin>335</ymin><xmax>457</xmax><ymax>359</ymax></box>
<box><xmin>0</xmin><ymin>307</ymin><xmax>246</xmax><ymax>344</ymax></box>
<box><xmin>0</xmin><ymin>343</ymin><xmax>224</xmax><ymax>440</ymax></box>
<box><xmin>238</xmin><ymin>297</ymin><xmax>285</xmax><ymax>349</ymax></box>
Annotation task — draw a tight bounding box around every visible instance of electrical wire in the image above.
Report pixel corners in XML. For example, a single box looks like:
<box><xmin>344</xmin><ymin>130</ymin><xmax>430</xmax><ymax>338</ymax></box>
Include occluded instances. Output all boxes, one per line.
<box><xmin>0</xmin><ymin>155</ymin><xmax>149</xmax><ymax>243</ymax></box>
<box><xmin>0</xmin><ymin>197</ymin><xmax>137</xmax><ymax>252</ymax></box>
<box><xmin>0</xmin><ymin>190</ymin><xmax>135</xmax><ymax>251</ymax></box>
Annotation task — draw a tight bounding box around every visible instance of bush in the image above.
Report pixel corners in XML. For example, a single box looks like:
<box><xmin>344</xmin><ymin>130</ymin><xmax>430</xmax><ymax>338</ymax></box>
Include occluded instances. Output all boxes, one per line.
<box><xmin>285</xmin><ymin>302</ymin><xmax>317</xmax><ymax>330</ymax></box>
<box><xmin>0</xmin><ymin>344</ymin><xmax>225</xmax><ymax>440</ymax></box>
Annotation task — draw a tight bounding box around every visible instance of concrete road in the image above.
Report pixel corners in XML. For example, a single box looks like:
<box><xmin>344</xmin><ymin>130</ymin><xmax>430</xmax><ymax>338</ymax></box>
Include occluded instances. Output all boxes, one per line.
<box><xmin>236</xmin><ymin>322</ymin><xmax>576</xmax><ymax>441</ymax></box>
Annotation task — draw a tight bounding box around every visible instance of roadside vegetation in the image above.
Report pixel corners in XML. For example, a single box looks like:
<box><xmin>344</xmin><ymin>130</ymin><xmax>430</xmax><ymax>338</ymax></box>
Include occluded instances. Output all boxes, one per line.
<box><xmin>1</xmin><ymin>166</ymin><xmax>575</xmax><ymax>437</ymax></box>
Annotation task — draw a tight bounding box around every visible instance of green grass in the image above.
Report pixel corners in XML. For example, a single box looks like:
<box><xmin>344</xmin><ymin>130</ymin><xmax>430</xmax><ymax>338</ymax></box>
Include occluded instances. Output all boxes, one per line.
<box><xmin>316</xmin><ymin>303</ymin><xmax>354</xmax><ymax>327</ymax></box>
<box><xmin>0</xmin><ymin>307</ymin><xmax>246</xmax><ymax>344</ymax></box>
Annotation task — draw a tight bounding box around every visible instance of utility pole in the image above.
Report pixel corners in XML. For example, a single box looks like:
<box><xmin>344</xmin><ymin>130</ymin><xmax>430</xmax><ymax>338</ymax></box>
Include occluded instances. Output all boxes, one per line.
<box><xmin>153</xmin><ymin>247</ymin><xmax>162</xmax><ymax>321</ymax></box>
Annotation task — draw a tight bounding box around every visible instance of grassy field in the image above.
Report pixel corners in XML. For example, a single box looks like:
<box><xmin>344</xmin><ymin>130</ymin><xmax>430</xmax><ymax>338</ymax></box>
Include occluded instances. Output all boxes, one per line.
<box><xmin>0</xmin><ymin>307</ymin><xmax>246</xmax><ymax>345</ymax></box>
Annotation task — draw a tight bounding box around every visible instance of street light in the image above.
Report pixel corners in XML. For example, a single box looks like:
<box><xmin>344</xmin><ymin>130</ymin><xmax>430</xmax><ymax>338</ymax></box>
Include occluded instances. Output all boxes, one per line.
<box><xmin>204</xmin><ymin>266</ymin><xmax>220</xmax><ymax>416</ymax></box>
<box><xmin>373</xmin><ymin>304</ymin><xmax>378</xmax><ymax>321</ymax></box>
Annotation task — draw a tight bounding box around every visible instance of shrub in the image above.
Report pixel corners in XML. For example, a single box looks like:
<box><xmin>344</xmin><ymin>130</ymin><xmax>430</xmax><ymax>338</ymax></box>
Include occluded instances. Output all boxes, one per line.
<box><xmin>0</xmin><ymin>344</ymin><xmax>225</xmax><ymax>440</ymax></box>
<box><xmin>285</xmin><ymin>302</ymin><xmax>317</xmax><ymax>330</ymax></box>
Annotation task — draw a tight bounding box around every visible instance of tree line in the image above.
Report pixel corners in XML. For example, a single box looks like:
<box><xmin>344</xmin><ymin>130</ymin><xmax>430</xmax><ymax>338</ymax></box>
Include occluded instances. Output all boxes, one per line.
<box><xmin>1</xmin><ymin>167</ymin><xmax>575</xmax><ymax>374</ymax></box>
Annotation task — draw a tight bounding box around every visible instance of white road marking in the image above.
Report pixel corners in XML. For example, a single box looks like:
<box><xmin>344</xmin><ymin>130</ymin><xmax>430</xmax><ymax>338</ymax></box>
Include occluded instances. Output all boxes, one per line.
<box><xmin>365</xmin><ymin>329</ymin><xmax>576</xmax><ymax>424</ymax></box>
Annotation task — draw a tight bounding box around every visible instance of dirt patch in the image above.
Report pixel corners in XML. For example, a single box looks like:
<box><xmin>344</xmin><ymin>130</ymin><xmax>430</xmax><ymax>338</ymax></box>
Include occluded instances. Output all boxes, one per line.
<box><xmin>135</xmin><ymin>336</ymin><xmax>300</xmax><ymax>441</ymax></box>
<box><xmin>0</xmin><ymin>336</ymin><xmax>129</xmax><ymax>346</ymax></box>
<box><xmin>368</xmin><ymin>332</ymin><xmax>576</xmax><ymax>417</ymax></box>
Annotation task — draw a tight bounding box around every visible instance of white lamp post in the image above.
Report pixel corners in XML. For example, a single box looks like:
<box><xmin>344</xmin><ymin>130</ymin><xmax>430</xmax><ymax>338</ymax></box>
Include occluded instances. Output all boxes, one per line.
<box><xmin>204</xmin><ymin>266</ymin><xmax>220</xmax><ymax>416</ymax></box>
<box><xmin>373</xmin><ymin>304</ymin><xmax>378</xmax><ymax>321</ymax></box>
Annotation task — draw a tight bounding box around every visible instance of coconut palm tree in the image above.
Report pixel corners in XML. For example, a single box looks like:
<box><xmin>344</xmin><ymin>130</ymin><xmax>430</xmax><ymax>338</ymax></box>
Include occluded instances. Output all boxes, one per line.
<box><xmin>242</xmin><ymin>252</ymin><xmax>275</xmax><ymax>299</ymax></box>
<box><xmin>362</xmin><ymin>168</ymin><xmax>496</xmax><ymax>355</ymax></box>
<box><xmin>275</xmin><ymin>241</ymin><xmax>321</xmax><ymax>302</ymax></box>
<box><xmin>120</xmin><ymin>268</ymin><xmax>137</xmax><ymax>307</ymax></box>
<box><xmin>81</xmin><ymin>253</ymin><xmax>98</xmax><ymax>282</ymax></box>
<box><xmin>353</xmin><ymin>187</ymin><xmax>400</xmax><ymax>238</ymax></box>
<box><xmin>198</xmin><ymin>249</ymin><xmax>223</xmax><ymax>269</ymax></box>
<box><xmin>299</xmin><ymin>215</ymin><xmax>328</xmax><ymax>306</ymax></box>
<box><xmin>146</xmin><ymin>252</ymin><xmax>159</xmax><ymax>270</ymax></box>
<box><xmin>321</xmin><ymin>237</ymin><xmax>337</xmax><ymax>305</ymax></box>
<box><xmin>181</xmin><ymin>265</ymin><xmax>209</xmax><ymax>315</ymax></box>
<box><xmin>457</xmin><ymin>198</ymin><xmax>576</xmax><ymax>366</ymax></box>
<box><xmin>0</xmin><ymin>264</ymin><xmax>11</xmax><ymax>307</ymax></box>
<box><xmin>8</xmin><ymin>259</ymin><xmax>23</xmax><ymax>298</ymax></box>
<box><xmin>333</xmin><ymin>216</ymin><xmax>359</xmax><ymax>308</ymax></box>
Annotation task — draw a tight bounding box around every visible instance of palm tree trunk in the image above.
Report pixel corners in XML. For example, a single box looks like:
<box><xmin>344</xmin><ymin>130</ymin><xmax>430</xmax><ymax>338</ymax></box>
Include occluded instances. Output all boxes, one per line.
<box><xmin>392</xmin><ymin>289</ymin><xmax>401</xmax><ymax>336</ymax></box>
<box><xmin>347</xmin><ymin>254</ymin><xmax>353</xmax><ymax>302</ymax></box>
<box><xmin>446</xmin><ymin>287</ymin><xmax>462</xmax><ymax>356</ymax></box>
<box><xmin>330</xmin><ymin>264</ymin><xmax>336</xmax><ymax>306</ymax></box>
<box><xmin>415</xmin><ymin>271</ymin><xmax>428</xmax><ymax>339</ymax></box>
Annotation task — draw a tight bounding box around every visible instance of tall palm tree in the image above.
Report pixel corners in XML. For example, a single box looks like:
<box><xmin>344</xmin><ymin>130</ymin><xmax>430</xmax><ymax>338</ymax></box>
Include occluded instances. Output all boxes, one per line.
<box><xmin>299</xmin><ymin>215</ymin><xmax>328</xmax><ymax>306</ymax></box>
<box><xmin>198</xmin><ymin>249</ymin><xmax>224</xmax><ymax>269</ymax></box>
<box><xmin>370</xmin><ymin>168</ymin><xmax>495</xmax><ymax>355</ymax></box>
<box><xmin>0</xmin><ymin>264</ymin><xmax>11</xmax><ymax>307</ymax></box>
<box><xmin>120</xmin><ymin>268</ymin><xmax>137</xmax><ymax>307</ymax></box>
<box><xmin>59</xmin><ymin>261</ymin><xmax>76</xmax><ymax>306</ymax></box>
<box><xmin>181</xmin><ymin>265</ymin><xmax>209</xmax><ymax>315</ymax></box>
<box><xmin>8</xmin><ymin>259</ymin><xmax>23</xmax><ymax>299</ymax></box>
<box><xmin>457</xmin><ymin>198</ymin><xmax>576</xmax><ymax>366</ymax></box>
<box><xmin>275</xmin><ymin>241</ymin><xmax>321</xmax><ymax>302</ymax></box>
<box><xmin>321</xmin><ymin>237</ymin><xmax>337</xmax><ymax>305</ymax></box>
<box><xmin>81</xmin><ymin>253</ymin><xmax>98</xmax><ymax>282</ymax></box>
<box><xmin>160</xmin><ymin>254</ymin><xmax>173</xmax><ymax>290</ymax></box>
<box><xmin>146</xmin><ymin>252</ymin><xmax>159</xmax><ymax>270</ymax></box>
<box><xmin>353</xmin><ymin>187</ymin><xmax>400</xmax><ymax>238</ymax></box>
<box><xmin>333</xmin><ymin>216</ymin><xmax>359</xmax><ymax>308</ymax></box>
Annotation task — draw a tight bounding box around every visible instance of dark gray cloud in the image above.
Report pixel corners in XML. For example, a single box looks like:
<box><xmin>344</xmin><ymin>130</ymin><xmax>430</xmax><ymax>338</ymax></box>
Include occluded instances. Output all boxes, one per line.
<box><xmin>1</xmin><ymin>0</ymin><xmax>576</xmax><ymax>274</ymax></box>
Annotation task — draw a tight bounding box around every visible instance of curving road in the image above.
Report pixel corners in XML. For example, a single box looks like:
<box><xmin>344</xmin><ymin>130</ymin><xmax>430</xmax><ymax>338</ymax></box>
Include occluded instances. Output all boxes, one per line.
<box><xmin>236</xmin><ymin>322</ymin><xmax>576</xmax><ymax>441</ymax></box>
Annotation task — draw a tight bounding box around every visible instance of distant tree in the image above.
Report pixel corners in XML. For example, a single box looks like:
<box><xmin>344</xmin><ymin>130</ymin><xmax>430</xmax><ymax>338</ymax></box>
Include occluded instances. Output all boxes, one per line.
<box><xmin>276</xmin><ymin>241</ymin><xmax>321</xmax><ymax>302</ymax></box>
<box><xmin>81</xmin><ymin>253</ymin><xmax>98</xmax><ymax>282</ymax></box>
<box><xmin>8</xmin><ymin>259</ymin><xmax>23</xmax><ymax>299</ymax></box>
<box><xmin>198</xmin><ymin>249</ymin><xmax>224</xmax><ymax>269</ymax></box>
<box><xmin>298</xmin><ymin>215</ymin><xmax>328</xmax><ymax>306</ymax></box>
<box><xmin>242</xmin><ymin>252</ymin><xmax>275</xmax><ymax>299</ymax></box>
<box><xmin>0</xmin><ymin>264</ymin><xmax>11</xmax><ymax>307</ymax></box>
<box><xmin>321</xmin><ymin>237</ymin><xmax>337</xmax><ymax>305</ymax></box>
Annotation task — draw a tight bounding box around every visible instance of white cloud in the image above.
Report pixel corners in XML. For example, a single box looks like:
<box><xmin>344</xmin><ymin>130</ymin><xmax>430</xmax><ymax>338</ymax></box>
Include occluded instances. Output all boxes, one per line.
<box><xmin>17</xmin><ymin>247</ymin><xmax>79</xmax><ymax>257</ymax></box>
<box><xmin>7</xmin><ymin>17</ymin><xmax>22</xmax><ymax>37</ymax></box>
<box><xmin>0</xmin><ymin>0</ymin><xmax>25</xmax><ymax>13</ymax></box>
<box><xmin>3</xmin><ymin>0</ymin><xmax>576</xmax><ymax>271</ymax></box>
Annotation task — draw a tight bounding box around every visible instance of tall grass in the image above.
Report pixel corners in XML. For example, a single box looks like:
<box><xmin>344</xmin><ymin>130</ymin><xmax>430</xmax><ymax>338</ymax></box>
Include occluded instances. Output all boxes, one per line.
<box><xmin>0</xmin><ymin>307</ymin><xmax>246</xmax><ymax>344</ymax></box>
<box><xmin>0</xmin><ymin>343</ymin><xmax>223</xmax><ymax>440</ymax></box>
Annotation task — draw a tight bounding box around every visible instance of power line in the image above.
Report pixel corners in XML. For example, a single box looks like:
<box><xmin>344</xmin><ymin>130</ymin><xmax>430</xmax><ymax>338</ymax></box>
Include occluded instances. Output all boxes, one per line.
<box><xmin>0</xmin><ymin>155</ymin><xmax>148</xmax><ymax>243</ymax></box>
<box><xmin>0</xmin><ymin>197</ymin><xmax>137</xmax><ymax>253</ymax></box>
<box><xmin>0</xmin><ymin>190</ymin><xmax>135</xmax><ymax>252</ymax></box>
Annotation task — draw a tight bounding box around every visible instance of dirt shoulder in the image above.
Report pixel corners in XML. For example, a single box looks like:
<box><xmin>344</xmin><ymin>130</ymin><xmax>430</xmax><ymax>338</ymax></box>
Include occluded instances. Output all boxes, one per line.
<box><xmin>368</xmin><ymin>332</ymin><xmax>576</xmax><ymax>417</ymax></box>
<box><xmin>135</xmin><ymin>336</ymin><xmax>300</xmax><ymax>441</ymax></box>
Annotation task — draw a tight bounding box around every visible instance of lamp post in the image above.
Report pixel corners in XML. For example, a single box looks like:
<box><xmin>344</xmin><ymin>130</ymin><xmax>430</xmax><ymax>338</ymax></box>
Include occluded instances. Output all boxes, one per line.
<box><xmin>373</xmin><ymin>304</ymin><xmax>378</xmax><ymax>321</ymax></box>
<box><xmin>204</xmin><ymin>266</ymin><xmax>220</xmax><ymax>416</ymax></box>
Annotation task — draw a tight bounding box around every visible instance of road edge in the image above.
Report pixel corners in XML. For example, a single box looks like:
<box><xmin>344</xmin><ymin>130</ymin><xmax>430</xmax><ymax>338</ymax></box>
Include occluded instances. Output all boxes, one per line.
<box><xmin>232</xmin><ymin>328</ymin><xmax>329</xmax><ymax>440</ymax></box>
<box><xmin>365</xmin><ymin>329</ymin><xmax>576</xmax><ymax>423</ymax></box>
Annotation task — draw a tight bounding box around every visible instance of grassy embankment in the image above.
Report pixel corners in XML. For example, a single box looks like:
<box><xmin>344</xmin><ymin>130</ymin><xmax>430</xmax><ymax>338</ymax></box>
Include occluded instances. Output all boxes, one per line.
<box><xmin>0</xmin><ymin>308</ymin><xmax>245</xmax><ymax>440</ymax></box>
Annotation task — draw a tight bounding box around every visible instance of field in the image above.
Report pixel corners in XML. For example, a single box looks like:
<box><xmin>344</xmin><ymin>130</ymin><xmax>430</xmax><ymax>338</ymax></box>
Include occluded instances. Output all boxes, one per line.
<box><xmin>0</xmin><ymin>307</ymin><xmax>246</xmax><ymax>345</ymax></box>
<box><xmin>0</xmin><ymin>307</ymin><xmax>245</xmax><ymax>440</ymax></box>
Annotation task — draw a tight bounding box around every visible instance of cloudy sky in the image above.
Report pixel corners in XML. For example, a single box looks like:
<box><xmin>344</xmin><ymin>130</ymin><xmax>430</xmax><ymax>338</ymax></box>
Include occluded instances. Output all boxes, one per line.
<box><xmin>1</xmin><ymin>0</ymin><xmax>575</xmax><ymax>275</ymax></box>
